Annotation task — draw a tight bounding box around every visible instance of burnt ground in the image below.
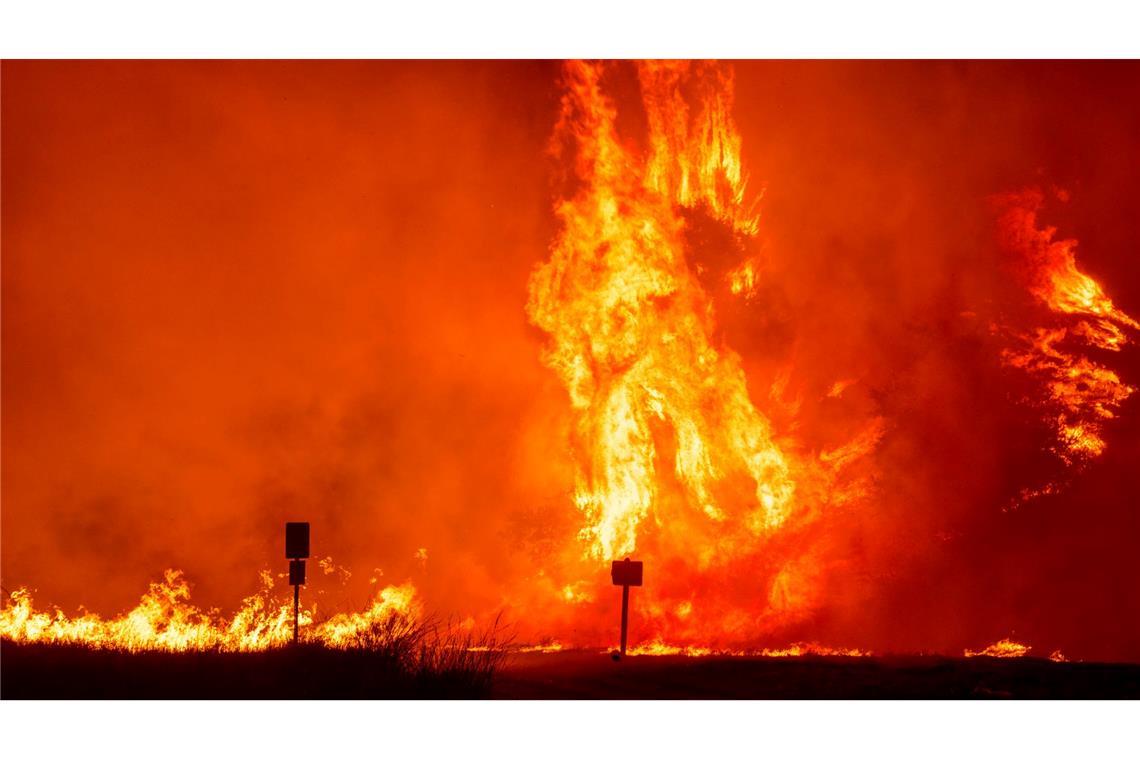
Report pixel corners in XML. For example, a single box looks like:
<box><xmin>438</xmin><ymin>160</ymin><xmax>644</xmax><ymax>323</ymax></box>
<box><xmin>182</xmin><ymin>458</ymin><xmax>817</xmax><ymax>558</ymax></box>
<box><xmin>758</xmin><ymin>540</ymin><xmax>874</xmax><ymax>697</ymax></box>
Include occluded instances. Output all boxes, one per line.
<box><xmin>3</xmin><ymin>642</ymin><xmax>1138</xmax><ymax>698</ymax></box>
<box><xmin>491</xmin><ymin>651</ymin><xmax>1140</xmax><ymax>699</ymax></box>
<box><xmin>0</xmin><ymin>641</ymin><xmax>497</xmax><ymax>699</ymax></box>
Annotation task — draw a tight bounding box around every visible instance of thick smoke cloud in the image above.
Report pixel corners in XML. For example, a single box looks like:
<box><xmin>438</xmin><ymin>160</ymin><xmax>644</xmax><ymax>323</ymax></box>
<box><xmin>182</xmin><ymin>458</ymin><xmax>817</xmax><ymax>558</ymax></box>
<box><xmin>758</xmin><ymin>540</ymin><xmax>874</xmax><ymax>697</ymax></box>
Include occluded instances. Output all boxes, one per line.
<box><xmin>3</xmin><ymin>61</ymin><xmax>1139</xmax><ymax>660</ymax></box>
<box><xmin>726</xmin><ymin>61</ymin><xmax>1140</xmax><ymax>659</ymax></box>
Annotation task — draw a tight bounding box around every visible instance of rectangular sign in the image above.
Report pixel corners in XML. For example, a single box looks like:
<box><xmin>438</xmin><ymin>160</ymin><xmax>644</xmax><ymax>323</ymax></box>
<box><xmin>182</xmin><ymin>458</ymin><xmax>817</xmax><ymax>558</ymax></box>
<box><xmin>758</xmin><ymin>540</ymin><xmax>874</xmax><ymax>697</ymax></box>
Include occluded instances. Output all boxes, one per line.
<box><xmin>611</xmin><ymin>559</ymin><xmax>643</xmax><ymax>586</ymax></box>
<box><xmin>289</xmin><ymin>559</ymin><xmax>306</xmax><ymax>586</ymax></box>
<box><xmin>285</xmin><ymin>522</ymin><xmax>310</xmax><ymax>559</ymax></box>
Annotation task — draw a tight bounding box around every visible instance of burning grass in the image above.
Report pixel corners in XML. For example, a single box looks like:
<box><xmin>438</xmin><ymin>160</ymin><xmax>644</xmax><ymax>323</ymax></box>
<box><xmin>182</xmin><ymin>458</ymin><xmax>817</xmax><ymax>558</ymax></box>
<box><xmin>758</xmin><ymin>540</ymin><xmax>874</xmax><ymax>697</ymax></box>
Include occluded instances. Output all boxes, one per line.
<box><xmin>1</xmin><ymin>614</ymin><xmax>511</xmax><ymax>699</ymax></box>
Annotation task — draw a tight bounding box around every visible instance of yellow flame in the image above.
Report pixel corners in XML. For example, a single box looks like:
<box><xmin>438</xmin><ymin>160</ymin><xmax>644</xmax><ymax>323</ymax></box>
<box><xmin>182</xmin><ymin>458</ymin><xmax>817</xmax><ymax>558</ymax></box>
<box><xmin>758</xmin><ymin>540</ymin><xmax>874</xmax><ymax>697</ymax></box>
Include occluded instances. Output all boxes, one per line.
<box><xmin>756</xmin><ymin>642</ymin><xmax>870</xmax><ymax>657</ymax></box>
<box><xmin>964</xmin><ymin>638</ymin><xmax>1031</xmax><ymax>658</ymax></box>
<box><xmin>625</xmin><ymin>640</ymin><xmax>869</xmax><ymax>657</ymax></box>
<box><xmin>515</xmin><ymin>641</ymin><xmax>567</xmax><ymax>654</ymax></box>
<box><xmin>0</xmin><ymin>570</ymin><xmax>418</xmax><ymax>652</ymax></box>
<box><xmin>527</xmin><ymin>60</ymin><xmax>793</xmax><ymax>561</ymax></box>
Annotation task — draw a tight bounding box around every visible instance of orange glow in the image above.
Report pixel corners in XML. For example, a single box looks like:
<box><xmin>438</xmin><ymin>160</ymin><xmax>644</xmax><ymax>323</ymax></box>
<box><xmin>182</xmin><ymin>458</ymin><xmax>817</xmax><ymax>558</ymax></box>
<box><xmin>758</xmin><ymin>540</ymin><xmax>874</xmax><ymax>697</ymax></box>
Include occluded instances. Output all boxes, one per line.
<box><xmin>4</xmin><ymin>61</ymin><xmax>1140</xmax><ymax>663</ymax></box>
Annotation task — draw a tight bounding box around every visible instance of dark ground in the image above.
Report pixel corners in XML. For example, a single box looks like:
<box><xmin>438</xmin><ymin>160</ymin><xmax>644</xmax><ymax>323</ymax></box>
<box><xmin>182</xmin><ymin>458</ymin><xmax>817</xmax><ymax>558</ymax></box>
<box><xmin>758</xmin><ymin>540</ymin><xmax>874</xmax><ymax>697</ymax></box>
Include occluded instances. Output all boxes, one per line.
<box><xmin>3</xmin><ymin>642</ymin><xmax>1138</xmax><ymax>699</ymax></box>
<box><xmin>0</xmin><ymin>641</ymin><xmax>497</xmax><ymax>699</ymax></box>
<box><xmin>490</xmin><ymin>651</ymin><xmax>1140</xmax><ymax>699</ymax></box>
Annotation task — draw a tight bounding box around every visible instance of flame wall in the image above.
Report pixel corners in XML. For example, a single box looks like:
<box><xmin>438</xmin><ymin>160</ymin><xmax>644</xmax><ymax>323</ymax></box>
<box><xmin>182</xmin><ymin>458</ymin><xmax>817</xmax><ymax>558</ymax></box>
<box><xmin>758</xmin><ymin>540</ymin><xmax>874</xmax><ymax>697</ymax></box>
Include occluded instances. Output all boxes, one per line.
<box><xmin>4</xmin><ymin>61</ymin><xmax>1140</xmax><ymax>660</ymax></box>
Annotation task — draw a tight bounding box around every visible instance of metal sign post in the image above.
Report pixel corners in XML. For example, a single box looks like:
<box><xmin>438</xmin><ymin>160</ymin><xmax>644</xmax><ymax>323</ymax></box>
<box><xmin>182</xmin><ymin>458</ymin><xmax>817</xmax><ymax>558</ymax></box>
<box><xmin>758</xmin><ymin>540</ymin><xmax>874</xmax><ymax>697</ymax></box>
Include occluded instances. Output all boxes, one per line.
<box><xmin>285</xmin><ymin>522</ymin><xmax>310</xmax><ymax>645</ymax></box>
<box><xmin>610</xmin><ymin>558</ymin><xmax>643</xmax><ymax>660</ymax></box>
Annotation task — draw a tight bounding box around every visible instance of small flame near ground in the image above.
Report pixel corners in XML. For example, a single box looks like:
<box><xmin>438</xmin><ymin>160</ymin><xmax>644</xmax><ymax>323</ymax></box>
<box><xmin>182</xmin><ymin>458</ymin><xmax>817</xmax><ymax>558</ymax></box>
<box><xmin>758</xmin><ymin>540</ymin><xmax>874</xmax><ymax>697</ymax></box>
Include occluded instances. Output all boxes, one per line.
<box><xmin>627</xmin><ymin>640</ymin><xmax>870</xmax><ymax>657</ymax></box>
<box><xmin>964</xmin><ymin>638</ymin><xmax>1031</xmax><ymax>658</ymax></box>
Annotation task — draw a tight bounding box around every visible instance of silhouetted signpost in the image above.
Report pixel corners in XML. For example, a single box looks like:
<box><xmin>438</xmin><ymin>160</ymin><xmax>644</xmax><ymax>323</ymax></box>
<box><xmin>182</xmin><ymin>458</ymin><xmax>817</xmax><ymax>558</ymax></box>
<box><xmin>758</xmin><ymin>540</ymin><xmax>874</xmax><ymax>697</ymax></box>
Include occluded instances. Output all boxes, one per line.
<box><xmin>611</xmin><ymin>558</ymin><xmax>642</xmax><ymax>659</ymax></box>
<box><xmin>285</xmin><ymin>522</ymin><xmax>310</xmax><ymax>645</ymax></box>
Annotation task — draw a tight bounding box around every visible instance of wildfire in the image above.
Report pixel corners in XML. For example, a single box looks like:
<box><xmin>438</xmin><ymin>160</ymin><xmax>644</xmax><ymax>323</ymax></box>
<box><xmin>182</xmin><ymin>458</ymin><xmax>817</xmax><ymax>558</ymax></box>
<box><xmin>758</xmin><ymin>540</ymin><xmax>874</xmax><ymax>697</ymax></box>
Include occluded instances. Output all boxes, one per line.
<box><xmin>995</xmin><ymin>189</ymin><xmax>1137</xmax><ymax>472</ymax></box>
<box><xmin>964</xmin><ymin>638</ymin><xmax>1031</xmax><ymax>658</ymax></box>
<box><xmin>755</xmin><ymin>642</ymin><xmax>870</xmax><ymax>658</ymax></box>
<box><xmin>625</xmin><ymin>640</ymin><xmax>869</xmax><ymax>657</ymax></box>
<box><xmin>527</xmin><ymin>60</ymin><xmax>796</xmax><ymax>563</ymax></box>
<box><xmin>4</xmin><ymin>64</ymin><xmax>1135</xmax><ymax>665</ymax></box>
<box><xmin>515</xmin><ymin>641</ymin><xmax>567</xmax><ymax>654</ymax></box>
<box><xmin>523</xmin><ymin>60</ymin><xmax>884</xmax><ymax>648</ymax></box>
<box><xmin>627</xmin><ymin>640</ymin><xmax>715</xmax><ymax>656</ymax></box>
<box><xmin>0</xmin><ymin>570</ymin><xmax>418</xmax><ymax>652</ymax></box>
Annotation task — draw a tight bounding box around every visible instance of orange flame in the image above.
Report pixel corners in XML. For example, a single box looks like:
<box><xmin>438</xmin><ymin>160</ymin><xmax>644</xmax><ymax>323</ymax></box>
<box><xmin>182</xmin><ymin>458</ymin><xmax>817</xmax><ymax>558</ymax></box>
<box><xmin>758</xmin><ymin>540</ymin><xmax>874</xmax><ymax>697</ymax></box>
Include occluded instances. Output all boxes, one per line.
<box><xmin>626</xmin><ymin>640</ymin><xmax>869</xmax><ymax>657</ymax></box>
<box><xmin>964</xmin><ymin>638</ymin><xmax>1031</xmax><ymax>658</ymax></box>
<box><xmin>995</xmin><ymin>189</ymin><xmax>1136</xmax><ymax>473</ymax></box>
<box><xmin>755</xmin><ymin>642</ymin><xmax>870</xmax><ymax>658</ymax></box>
